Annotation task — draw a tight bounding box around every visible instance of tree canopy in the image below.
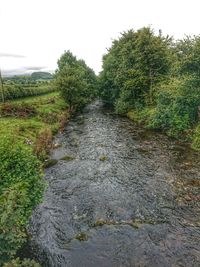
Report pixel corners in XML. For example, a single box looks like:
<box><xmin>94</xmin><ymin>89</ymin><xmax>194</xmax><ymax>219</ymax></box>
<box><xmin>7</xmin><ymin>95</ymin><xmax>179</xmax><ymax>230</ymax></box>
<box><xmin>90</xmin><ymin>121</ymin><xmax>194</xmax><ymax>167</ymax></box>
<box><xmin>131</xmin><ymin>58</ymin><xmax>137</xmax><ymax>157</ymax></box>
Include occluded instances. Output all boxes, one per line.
<box><xmin>55</xmin><ymin>50</ymin><xmax>97</xmax><ymax>110</ymax></box>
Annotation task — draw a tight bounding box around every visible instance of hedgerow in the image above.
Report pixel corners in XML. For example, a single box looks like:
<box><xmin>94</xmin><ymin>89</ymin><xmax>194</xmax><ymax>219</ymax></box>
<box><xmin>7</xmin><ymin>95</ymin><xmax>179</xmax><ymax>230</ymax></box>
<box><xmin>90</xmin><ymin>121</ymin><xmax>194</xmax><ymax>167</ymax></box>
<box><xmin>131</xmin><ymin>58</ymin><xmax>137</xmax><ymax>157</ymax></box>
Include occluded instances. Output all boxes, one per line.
<box><xmin>0</xmin><ymin>84</ymin><xmax>56</xmax><ymax>102</ymax></box>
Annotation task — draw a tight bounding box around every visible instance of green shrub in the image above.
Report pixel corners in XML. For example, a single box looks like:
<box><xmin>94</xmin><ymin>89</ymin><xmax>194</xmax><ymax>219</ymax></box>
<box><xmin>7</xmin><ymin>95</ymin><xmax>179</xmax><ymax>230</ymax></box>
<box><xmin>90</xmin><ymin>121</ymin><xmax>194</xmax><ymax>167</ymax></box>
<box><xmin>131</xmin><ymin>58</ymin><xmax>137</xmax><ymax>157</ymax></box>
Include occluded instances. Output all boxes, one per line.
<box><xmin>127</xmin><ymin>107</ymin><xmax>156</xmax><ymax>125</ymax></box>
<box><xmin>149</xmin><ymin>77</ymin><xmax>200</xmax><ymax>137</ymax></box>
<box><xmin>0</xmin><ymin>138</ymin><xmax>44</xmax><ymax>265</ymax></box>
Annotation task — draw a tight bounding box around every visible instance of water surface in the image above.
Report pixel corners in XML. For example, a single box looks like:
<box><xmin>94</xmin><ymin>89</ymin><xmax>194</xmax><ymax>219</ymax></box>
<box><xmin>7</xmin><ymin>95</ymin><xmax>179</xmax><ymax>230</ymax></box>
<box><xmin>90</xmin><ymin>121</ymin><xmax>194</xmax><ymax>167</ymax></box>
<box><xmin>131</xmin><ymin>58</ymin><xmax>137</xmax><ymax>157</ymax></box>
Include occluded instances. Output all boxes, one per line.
<box><xmin>29</xmin><ymin>101</ymin><xmax>200</xmax><ymax>267</ymax></box>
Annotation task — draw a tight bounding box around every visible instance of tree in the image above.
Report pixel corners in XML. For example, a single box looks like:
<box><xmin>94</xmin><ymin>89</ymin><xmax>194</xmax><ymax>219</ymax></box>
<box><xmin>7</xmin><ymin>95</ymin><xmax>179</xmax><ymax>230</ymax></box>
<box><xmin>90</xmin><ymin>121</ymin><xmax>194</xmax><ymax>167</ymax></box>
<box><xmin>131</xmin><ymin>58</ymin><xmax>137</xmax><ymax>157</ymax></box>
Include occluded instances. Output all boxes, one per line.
<box><xmin>99</xmin><ymin>27</ymin><xmax>172</xmax><ymax>113</ymax></box>
<box><xmin>55</xmin><ymin>51</ymin><xmax>97</xmax><ymax>110</ymax></box>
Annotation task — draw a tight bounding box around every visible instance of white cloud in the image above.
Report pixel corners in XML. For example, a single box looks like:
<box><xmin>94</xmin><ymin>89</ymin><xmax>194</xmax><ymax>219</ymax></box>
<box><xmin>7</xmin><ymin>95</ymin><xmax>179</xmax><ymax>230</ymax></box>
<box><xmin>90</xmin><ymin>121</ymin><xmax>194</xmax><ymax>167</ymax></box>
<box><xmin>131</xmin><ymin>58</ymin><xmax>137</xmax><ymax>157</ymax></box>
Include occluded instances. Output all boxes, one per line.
<box><xmin>0</xmin><ymin>0</ymin><xmax>200</xmax><ymax>75</ymax></box>
<box><xmin>0</xmin><ymin>53</ymin><xmax>25</xmax><ymax>58</ymax></box>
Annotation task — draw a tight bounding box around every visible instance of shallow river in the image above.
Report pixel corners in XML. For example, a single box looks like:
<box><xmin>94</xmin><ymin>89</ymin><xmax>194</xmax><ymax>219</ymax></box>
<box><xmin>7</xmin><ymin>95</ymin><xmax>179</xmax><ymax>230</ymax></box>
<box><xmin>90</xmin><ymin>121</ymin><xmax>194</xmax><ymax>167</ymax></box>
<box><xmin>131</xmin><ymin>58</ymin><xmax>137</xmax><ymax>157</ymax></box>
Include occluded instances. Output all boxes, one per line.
<box><xmin>29</xmin><ymin>101</ymin><xmax>200</xmax><ymax>267</ymax></box>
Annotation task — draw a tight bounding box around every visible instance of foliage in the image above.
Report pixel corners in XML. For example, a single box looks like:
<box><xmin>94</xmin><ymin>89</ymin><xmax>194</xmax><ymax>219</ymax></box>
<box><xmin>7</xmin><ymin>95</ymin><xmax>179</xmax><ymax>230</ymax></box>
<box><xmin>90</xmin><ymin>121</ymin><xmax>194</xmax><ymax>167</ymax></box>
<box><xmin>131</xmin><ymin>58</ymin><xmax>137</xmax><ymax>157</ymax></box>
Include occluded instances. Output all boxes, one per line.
<box><xmin>0</xmin><ymin>83</ymin><xmax>56</xmax><ymax>102</ymax></box>
<box><xmin>55</xmin><ymin>50</ymin><xmax>97</xmax><ymax>110</ymax></box>
<box><xmin>0</xmin><ymin>92</ymin><xmax>69</xmax><ymax>265</ymax></box>
<box><xmin>100</xmin><ymin>27</ymin><xmax>200</xmax><ymax>144</ymax></box>
<box><xmin>99</xmin><ymin>27</ymin><xmax>172</xmax><ymax>111</ymax></box>
<box><xmin>176</xmin><ymin>35</ymin><xmax>200</xmax><ymax>76</ymax></box>
<box><xmin>0</xmin><ymin>138</ymin><xmax>44</xmax><ymax>265</ymax></box>
<box><xmin>148</xmin><ymin>76</ymin><xmax>200</xmax><ymax>136</ymax></box>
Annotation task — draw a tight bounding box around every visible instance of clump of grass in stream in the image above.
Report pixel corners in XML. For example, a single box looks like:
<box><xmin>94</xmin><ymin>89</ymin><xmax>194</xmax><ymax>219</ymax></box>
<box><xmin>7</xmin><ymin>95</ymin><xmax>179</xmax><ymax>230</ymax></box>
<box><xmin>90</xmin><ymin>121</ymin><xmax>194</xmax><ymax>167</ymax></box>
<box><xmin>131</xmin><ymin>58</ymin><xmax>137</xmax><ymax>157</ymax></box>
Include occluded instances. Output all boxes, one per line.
<box><xmin>99</xmin><ymin>155</ymin><xmax>108</xmax><ymax>161</ymax></box>
<box><xmin>60</xmin><ymin>155</ymin><xmax>75</xmax><ymax>161</ymax></box>
<box><xmin>93</xmin><ymin>218</ymin><xmax>159</xmax><ymax>229</ymax></box>
<box><xmin>75</xmin><ymin>232</ymin><xmax>88</xmax><ymax>241</ymax></box>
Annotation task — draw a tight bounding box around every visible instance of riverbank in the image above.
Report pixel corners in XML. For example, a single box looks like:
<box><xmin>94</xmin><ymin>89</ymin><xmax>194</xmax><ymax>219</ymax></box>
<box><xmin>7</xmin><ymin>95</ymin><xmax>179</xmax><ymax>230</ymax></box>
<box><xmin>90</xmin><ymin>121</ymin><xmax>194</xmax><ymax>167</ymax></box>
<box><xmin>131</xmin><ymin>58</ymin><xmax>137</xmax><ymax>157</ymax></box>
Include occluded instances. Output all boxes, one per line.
<box><xmin>0</xmin><ymin>92</ymin><xmax>70</xmax><ymax>265</ymax></box>
<box><xmin>127</xmin><ymin>107</ymin><xmax>200</xmax><ymax>151</ymax></box>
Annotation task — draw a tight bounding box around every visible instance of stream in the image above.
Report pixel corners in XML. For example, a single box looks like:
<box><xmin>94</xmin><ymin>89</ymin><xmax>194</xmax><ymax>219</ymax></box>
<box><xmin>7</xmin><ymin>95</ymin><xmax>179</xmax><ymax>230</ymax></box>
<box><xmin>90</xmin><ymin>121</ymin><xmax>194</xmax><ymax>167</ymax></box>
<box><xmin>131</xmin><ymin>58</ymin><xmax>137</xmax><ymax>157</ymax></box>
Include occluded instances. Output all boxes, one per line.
<box><xmin>29</xmin><ymin>101</ymin><xmax>200</xmax><ymax>267</ymax></box>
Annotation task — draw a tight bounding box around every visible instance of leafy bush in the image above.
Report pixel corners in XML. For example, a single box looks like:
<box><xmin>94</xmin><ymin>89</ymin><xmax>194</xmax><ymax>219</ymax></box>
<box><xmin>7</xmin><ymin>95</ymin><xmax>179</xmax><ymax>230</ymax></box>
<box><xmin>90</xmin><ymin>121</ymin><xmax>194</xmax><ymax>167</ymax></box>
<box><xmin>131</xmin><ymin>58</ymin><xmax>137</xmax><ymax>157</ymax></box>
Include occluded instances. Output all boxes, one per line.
<box><xmin>149</xmin><ymin>77</ymin><xmax>200</xmax><ymax>136</ymax></box>
<box><xmin>0</xmin><ymin>138</ymin><xmax>44</xmax><ymax>265</ymax></box>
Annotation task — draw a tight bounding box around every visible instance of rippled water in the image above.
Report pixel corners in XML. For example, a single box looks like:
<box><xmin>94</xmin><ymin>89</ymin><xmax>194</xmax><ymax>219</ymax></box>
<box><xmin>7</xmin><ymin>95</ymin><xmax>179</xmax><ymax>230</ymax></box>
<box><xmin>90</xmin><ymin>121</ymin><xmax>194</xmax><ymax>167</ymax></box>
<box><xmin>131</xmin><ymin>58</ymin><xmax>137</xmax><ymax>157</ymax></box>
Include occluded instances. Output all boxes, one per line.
<box><xmin>29</xmin><ymin>101</ymin><xmax>200</xmax><ymax>267</ymax></box>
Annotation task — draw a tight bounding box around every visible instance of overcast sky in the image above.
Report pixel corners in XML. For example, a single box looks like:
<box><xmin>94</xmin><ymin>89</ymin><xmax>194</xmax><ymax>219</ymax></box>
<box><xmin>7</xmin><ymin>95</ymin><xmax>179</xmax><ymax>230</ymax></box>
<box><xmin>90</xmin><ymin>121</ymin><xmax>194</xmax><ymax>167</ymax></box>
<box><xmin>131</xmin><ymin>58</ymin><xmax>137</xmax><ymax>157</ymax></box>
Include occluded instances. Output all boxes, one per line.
<box><xmin>1</xmin><ymin>0</ymin><xmax>200</xmax><ymax>76</ymax></box>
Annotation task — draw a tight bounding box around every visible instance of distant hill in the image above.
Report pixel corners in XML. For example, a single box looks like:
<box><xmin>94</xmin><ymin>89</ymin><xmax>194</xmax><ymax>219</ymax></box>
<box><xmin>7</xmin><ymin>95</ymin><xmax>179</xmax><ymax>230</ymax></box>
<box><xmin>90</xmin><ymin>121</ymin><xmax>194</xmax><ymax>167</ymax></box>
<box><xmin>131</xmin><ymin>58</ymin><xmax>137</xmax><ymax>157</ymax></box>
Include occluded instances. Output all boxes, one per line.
<box><xmin>31</xmin><ymin>72</ymin><xmax>53</xmax><ymax>80</ymax></box>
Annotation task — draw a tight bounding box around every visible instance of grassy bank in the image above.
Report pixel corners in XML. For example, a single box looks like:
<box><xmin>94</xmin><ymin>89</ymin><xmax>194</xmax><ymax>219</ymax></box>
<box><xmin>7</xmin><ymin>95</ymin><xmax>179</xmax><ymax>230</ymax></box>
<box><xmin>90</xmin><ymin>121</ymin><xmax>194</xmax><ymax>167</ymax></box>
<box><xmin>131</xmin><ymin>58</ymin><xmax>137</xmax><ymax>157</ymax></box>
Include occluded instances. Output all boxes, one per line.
<box><xmin>0</xmin><ymin>92</ymin><xmax>69</xmax><ymax>265</ymax></box>
<box><xmin>0</xmin><ymin>92</ymin><xmax>69</xmax><ymax>155</ymax></box>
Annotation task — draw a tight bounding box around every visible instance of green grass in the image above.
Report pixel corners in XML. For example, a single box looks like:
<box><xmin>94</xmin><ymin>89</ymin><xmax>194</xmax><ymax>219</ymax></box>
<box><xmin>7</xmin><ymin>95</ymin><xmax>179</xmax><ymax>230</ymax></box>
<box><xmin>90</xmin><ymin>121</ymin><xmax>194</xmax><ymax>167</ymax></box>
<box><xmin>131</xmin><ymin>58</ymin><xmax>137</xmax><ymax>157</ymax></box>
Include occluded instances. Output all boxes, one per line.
<box><xmin>13</xmin><ymin>91</ymin><xmax>58</xmax><ymax>104</ymax></box>
<box><xmin>0</xmin><ymin>92</ymin><xmax>69</xmax><ymax>144</ymax></box>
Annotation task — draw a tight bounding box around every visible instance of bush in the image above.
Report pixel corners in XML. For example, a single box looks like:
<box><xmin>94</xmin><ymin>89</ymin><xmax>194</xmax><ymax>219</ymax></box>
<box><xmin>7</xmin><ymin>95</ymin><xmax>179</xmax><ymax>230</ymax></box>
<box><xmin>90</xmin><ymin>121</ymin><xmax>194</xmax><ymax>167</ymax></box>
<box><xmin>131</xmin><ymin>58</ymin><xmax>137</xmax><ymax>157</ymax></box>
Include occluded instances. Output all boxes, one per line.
<box><xmin>149</xmin><ymin>77</ymin><xmax>200</xmax><ymax>136</ymax></box>
<box><xmin>0</xmin><ymin>138</ymin><xmax>44</xmax><ymax>265</ymax></box>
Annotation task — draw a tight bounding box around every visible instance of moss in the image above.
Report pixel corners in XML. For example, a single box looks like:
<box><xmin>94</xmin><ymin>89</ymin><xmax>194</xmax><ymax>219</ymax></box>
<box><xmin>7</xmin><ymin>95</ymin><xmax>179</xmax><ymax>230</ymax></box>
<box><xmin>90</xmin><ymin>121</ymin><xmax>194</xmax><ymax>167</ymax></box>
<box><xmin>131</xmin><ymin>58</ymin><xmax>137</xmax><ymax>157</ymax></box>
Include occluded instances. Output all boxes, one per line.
<box><xmin>93</xmin><ymin>218</ymin><xmax>159</xmax><ymax>229</ymax></box>
<box><xmin>60</xmin><ymin>155</ymin><xmax>75</xmax><ymax>161</ymax></box>
<box><xmin>93</xmin><ymin>219</ymin><xmax>117</xmax><ymax>227</ymax></box>
<box><xmin>99</xmin><ymin>155</ymin><xmax>108</xmax><ymax>161</ymax></box>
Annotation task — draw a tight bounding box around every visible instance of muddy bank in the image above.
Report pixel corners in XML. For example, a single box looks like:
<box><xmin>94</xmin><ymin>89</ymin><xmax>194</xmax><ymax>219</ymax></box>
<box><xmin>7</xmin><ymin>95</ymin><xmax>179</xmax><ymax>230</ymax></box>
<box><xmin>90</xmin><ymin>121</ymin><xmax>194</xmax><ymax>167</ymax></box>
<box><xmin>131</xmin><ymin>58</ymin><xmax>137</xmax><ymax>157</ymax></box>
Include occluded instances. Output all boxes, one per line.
<box><xmin>28</xmin><ymin>101</ymin><xmax>200</xmax><ymax>267</ymax></box>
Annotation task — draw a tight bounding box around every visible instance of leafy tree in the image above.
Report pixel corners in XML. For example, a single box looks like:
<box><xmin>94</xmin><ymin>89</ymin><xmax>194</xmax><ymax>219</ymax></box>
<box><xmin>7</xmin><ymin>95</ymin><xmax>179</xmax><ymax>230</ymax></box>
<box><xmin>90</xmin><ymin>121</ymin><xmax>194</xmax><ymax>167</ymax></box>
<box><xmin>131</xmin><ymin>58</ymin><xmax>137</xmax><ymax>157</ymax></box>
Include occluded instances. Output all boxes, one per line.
<box><xmin>55</xmin><ymin>51</ymin><xmax>97</xmax><ymax>110</ymax></box>
<box><xmin>99</xmin><ymin>27</ymin><xmax>172</xmax><ymax>113</ymax></box>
